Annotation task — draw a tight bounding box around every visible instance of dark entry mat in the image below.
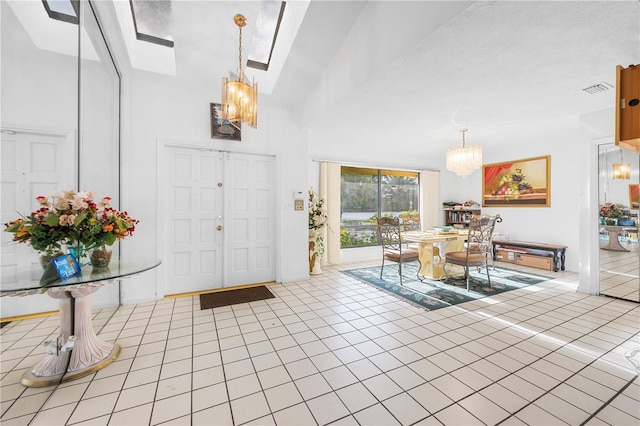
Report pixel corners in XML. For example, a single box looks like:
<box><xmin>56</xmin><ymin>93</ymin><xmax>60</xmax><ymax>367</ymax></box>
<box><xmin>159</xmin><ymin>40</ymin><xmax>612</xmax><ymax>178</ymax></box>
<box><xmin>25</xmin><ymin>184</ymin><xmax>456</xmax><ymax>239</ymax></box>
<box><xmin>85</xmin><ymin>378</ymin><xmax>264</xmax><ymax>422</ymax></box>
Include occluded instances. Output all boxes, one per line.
<box><xmin>199</xmin><ymin>285</ymin><xmax>275</xmax><ymax>310</ymax></box>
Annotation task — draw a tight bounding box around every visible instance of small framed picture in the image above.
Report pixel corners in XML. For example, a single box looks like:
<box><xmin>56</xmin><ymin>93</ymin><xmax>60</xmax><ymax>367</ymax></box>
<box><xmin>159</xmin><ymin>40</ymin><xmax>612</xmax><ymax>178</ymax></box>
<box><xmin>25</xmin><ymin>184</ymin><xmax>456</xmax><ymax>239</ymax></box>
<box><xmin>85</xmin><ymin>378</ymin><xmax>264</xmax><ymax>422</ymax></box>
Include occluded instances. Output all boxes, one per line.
<box><xmin>210</xmin><ymin>103</ymin><xmax>241</xmax><ymax>141</ymax></box>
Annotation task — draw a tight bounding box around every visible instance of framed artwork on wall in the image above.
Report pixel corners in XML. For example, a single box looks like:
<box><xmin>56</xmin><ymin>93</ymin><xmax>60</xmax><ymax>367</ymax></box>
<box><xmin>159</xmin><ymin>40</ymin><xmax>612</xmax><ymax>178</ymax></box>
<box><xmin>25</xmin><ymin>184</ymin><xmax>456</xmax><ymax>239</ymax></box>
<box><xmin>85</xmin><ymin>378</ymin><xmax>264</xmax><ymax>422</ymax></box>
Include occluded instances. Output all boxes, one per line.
<box><xmin>482</xmin><ymin>155</ymin><xmax>551</xmax><ymax>207</ymax></box>
<box><xmin>629</xmin><ymin>184</ymin><xmax>639</xmax><ymax>209</ymax></box>
<box><xmin>210</xmin><ymin>103</ymin><xmax>241</xmax><ymax>141</ymax></box>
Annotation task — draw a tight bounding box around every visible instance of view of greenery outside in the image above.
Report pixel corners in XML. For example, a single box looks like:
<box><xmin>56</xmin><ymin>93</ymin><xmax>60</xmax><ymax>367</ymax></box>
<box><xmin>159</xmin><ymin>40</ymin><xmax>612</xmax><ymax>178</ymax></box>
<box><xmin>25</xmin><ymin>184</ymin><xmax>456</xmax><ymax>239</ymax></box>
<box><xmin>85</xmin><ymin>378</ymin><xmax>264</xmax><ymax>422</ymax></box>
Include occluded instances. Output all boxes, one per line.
<box><xmin>341</xmin><ymin>166</ymin><xmax>419</xmax><ymax>248</ymax></box>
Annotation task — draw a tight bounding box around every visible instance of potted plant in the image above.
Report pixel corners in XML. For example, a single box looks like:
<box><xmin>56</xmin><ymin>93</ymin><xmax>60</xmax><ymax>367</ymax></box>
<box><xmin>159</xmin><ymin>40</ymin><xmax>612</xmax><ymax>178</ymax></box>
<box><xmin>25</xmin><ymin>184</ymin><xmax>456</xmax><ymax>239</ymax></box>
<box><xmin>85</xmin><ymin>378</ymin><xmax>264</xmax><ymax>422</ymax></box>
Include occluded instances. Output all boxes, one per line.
<box><xmin>83</xmin><ymin>196</ymin><xmax>138</xmax><ymax>267</ymax></box>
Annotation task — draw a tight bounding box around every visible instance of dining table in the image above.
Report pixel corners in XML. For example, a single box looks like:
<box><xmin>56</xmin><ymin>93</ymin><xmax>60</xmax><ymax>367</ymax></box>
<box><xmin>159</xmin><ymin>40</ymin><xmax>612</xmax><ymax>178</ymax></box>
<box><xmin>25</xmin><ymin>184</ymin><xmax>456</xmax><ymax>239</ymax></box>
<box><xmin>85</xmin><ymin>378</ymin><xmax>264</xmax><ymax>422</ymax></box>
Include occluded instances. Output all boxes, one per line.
<box><xmin>402</xmin><ymin>229</ymin><xmax>469</xmax><ymax>280</ymax></box>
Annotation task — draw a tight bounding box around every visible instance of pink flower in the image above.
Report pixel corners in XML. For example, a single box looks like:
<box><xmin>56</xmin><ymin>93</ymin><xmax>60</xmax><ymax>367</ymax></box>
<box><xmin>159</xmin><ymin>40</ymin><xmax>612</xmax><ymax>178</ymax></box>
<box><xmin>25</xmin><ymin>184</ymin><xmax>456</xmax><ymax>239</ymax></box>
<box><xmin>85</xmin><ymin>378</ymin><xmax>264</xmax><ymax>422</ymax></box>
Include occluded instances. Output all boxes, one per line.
<box><xmin>36</xmin><ymin>196</ymin><xmax>48</xmax><ymax>205</ymax></box>
<box><xmin>58</xmin><ymin>214</ymin><xmax>76</xmax><ymax>226</ymax></box>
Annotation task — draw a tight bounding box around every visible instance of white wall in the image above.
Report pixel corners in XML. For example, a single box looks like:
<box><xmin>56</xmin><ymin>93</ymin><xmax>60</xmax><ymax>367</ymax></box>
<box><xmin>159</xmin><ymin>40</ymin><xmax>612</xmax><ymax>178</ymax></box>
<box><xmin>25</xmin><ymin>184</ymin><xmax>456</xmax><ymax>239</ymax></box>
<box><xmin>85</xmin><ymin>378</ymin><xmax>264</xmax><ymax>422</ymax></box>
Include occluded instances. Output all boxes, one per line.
<box><xmin>117</xmin><ymin>72</ymin><xmax>310</xmax><ymax>305</ymax></box>
<box><xmin>309</xmin><ymin>113</ymin><xmax>583</xmax><ymax>272</ymax></box>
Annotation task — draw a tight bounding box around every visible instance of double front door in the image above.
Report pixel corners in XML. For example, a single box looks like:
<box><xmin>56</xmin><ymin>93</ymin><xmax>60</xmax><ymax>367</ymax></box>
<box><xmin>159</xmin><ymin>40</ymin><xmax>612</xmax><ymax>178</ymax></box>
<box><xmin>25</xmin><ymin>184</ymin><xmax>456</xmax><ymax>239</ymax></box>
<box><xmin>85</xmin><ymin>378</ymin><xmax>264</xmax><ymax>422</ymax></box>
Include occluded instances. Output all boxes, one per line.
<box><xmin>163</xmin><ymin>146</ymin><xmax>276</xmax><ymax>296</ymax></box>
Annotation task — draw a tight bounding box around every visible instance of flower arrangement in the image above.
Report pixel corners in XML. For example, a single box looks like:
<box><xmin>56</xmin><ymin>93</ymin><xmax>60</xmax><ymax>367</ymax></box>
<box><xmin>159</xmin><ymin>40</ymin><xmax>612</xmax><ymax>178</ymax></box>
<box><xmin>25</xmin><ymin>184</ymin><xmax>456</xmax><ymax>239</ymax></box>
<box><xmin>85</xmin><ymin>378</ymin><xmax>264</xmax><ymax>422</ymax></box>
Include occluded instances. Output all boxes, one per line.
<box><xmin>308</xmin><ymin>187</ymin><xmax>328</xmax><ymax>272</ymax></box>
<box><xmin>308</xmin><ymin>188</ymin><xmax>328</xmax><ymax>231</ymax></box>
<box><xmin>4</xmin><ymin>190</ymin><xmax>138</xmax><ymax>259</ymax></box>
<box><xmin>599</xmin><ymin>202</ymin><xmax>626</xmax><ymax>219</ymax></box>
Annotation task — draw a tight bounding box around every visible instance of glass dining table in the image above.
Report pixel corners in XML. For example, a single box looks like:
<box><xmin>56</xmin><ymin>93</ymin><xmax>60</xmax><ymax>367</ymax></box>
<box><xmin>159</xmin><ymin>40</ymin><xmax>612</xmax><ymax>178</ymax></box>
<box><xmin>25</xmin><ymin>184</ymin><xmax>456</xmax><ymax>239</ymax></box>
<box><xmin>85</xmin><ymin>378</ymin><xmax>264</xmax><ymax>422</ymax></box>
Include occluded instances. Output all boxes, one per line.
<box><xmin>402</xmin><ymin>230</ymin><xmax>468</xmax><ymax>280</ymax></box>
<box><xmin>1</xmin><ymin>258</ymin><xmax>161</xmax><ymax>387</ymax></box>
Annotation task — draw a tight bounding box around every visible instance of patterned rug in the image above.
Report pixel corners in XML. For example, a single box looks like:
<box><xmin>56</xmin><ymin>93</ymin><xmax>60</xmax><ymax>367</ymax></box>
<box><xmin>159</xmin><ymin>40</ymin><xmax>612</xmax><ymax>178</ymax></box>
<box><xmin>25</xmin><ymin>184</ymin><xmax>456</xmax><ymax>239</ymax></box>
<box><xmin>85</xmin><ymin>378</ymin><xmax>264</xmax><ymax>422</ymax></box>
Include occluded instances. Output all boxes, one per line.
<box><xmin>342</xmin><ymin>261</ymin><xmax>551</xmax><ymax>311</ymax></box>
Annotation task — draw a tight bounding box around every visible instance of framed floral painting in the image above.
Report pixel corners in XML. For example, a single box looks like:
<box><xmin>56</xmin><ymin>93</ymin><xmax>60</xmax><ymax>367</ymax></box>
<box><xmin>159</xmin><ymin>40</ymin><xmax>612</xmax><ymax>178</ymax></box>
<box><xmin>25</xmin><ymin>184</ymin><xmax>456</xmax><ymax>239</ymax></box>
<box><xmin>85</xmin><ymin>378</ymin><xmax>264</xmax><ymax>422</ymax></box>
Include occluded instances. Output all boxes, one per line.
<box><xmin>210</xmin><ymin>103</ymin><xmax>241</xmax><ymax>141</ymax></box>
<box><xmin>629</xmin><ymin>184</ymin><xmax>639</xmax><ymax>210</ymax></box>
<box><xmin>482</xmin><ymin>155</ymin><xmax>551</xmax><ymax>207</ymax></box>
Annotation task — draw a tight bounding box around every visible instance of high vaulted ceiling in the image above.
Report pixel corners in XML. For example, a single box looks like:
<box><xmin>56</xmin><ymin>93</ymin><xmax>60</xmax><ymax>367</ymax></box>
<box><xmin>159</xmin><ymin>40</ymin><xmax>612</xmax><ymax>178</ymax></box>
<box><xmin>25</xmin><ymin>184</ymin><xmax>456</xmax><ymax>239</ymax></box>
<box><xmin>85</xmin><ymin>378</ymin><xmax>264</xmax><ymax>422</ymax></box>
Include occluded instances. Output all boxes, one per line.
<box><xmin>155</xmin><ymin>0</ymin><xmax>639</xmax><ymax>159</ymax></box>
<box><xmin>13</xmin><ymin>1</ymin><xmax>639</xmax><ymax>160</ymax></box>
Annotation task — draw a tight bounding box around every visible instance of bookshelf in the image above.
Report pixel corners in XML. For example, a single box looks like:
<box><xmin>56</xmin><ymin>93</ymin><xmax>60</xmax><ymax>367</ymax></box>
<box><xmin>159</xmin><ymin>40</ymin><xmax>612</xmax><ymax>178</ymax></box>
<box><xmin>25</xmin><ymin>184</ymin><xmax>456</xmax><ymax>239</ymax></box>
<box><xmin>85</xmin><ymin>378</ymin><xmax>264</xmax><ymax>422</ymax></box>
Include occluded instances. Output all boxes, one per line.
<box><xmin>443</xmin><ymin>208</ymin><xmax>481</xmax><ymax>228</ymax></box>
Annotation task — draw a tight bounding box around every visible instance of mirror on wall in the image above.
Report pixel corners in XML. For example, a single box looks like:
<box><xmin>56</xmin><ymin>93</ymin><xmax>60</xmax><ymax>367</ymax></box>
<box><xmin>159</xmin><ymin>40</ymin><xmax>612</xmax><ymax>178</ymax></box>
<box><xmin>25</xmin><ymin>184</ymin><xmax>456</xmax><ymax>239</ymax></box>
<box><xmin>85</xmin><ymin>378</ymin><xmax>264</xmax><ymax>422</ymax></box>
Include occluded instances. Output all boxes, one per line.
<box><xmin>0</xmin><ymin>0</ymin><xmax>121</xmax><ymax>317</ymax></box>
<box><xmin>598</xmin><ymin>142</ymin><xmax>640</xmax><ymax>302</ymax></box>
<box><xmin>79</xmin><ymin>1</ymin><xmax>121</xmax><ymax>308</ymax></box>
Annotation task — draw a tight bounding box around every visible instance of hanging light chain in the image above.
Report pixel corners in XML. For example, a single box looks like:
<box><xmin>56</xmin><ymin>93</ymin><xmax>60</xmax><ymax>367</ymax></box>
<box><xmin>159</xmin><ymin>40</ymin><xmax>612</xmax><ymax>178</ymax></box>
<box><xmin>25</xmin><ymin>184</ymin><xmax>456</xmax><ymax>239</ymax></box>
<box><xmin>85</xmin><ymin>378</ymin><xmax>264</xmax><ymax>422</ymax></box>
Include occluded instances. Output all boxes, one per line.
<box><xmin>234</xmin><ymin>14</ymin><xmax>247</xmax><ymax>83</ymax></box>
<box><xmin>238</xmin><ymin>22</ymin><xmax>243</xmax><ymax>81</ymax></box>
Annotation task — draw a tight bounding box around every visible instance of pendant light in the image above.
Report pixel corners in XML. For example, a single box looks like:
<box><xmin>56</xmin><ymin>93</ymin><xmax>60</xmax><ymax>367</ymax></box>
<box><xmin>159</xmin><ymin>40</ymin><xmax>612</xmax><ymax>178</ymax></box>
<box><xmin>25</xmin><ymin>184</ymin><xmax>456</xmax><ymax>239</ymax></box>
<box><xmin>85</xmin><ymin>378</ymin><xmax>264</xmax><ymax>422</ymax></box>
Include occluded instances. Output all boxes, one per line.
<box><xmin>446</xmin><ymin>128</ymin><xmax>482</xmax><ymax>178</ymax></box>
<box><xmin>221</xmin><ymin>14</ymin><xmax>258</xmax><ymax>129</ymax></box>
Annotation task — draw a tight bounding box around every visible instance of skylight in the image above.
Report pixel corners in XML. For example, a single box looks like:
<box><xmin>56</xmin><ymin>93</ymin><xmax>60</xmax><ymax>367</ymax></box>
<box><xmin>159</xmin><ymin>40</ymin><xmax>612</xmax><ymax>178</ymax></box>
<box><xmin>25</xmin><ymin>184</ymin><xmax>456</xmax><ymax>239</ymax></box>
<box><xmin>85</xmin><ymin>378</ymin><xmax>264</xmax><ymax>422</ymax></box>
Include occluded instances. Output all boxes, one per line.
<box><xmin>41</xmin><ymin>0</ymin><xmax>78</xmax><ymax>25</ymax></box>
<box><xmin>247</xmin><ymin>1</ymin><xmax>286</xmax><ymax>71</ymax></box>
<box><xmin>129</xmin><ymin>0</ymin><xmax>174</xmax><ymax>48</ymax></box>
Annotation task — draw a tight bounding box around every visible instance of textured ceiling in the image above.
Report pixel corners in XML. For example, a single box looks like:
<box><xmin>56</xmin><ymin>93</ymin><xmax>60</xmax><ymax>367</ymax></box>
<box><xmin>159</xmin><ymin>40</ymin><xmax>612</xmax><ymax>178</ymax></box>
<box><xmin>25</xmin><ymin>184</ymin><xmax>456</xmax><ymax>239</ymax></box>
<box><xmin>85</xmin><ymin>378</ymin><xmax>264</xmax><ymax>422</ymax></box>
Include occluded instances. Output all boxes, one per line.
<box><xmin>36</xmin><ymin>0</ymin><xmax>639</xmax><ymax>160</ymax></box>
<box><xmin>163</xmin><ymin>1</ymin><xmax>639</xmax><ymax>158</ymax></box>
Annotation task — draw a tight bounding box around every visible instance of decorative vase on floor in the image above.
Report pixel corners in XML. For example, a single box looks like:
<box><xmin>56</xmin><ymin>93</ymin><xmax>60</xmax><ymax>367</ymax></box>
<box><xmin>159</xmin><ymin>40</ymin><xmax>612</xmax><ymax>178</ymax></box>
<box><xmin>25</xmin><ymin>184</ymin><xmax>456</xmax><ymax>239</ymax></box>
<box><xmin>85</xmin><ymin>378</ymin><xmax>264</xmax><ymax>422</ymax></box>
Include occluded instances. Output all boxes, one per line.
<box><xmin>90</xmin><ymin>247</ymin><xmax>112</xmax><ymax>268</ymax></box>
<box><xmin>309</xmin><ymin>231</ymin><xmax>323</xmax><ymax>275</ymax></box>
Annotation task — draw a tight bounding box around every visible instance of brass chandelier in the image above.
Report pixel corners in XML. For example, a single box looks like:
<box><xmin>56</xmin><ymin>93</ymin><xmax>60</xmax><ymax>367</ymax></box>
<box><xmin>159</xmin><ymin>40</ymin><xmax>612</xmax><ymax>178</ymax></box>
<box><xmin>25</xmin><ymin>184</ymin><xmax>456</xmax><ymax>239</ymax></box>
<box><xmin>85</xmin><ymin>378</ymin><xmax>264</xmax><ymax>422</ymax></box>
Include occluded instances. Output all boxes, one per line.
<box><xmin>612</xmin><ymin>148</ymin><xmax>631</xmax><ymax>180</ymax></box>
<box><xmin>221</xmin><ymin>14</ymin><xmax>258</xmax><ymax>129</ymax></box>
<box><xmin>445</xmin><ymin>128</ymin><xmax>482</xmax><ymax>178</ymax></box>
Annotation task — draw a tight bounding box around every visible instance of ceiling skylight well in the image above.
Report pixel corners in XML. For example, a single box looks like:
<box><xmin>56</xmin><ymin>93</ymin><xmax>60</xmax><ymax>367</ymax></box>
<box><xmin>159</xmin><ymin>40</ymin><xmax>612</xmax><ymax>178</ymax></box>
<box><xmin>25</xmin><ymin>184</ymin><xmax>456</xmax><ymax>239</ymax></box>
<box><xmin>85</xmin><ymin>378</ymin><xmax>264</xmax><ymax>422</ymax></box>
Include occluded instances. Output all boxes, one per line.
<box><xmin>247</xmin><ymin>1</ymin><xmax>286</xmax><ymax>71</ymax></box>
<box><xmin>41</xmin><ymin>0</ymin><xmax>78</xmax><ymax>25</ymax></box>
<box><xmin>129</xmin><ymin>0</ymin><xmax>174</xmax><ymax>48</ymax></box>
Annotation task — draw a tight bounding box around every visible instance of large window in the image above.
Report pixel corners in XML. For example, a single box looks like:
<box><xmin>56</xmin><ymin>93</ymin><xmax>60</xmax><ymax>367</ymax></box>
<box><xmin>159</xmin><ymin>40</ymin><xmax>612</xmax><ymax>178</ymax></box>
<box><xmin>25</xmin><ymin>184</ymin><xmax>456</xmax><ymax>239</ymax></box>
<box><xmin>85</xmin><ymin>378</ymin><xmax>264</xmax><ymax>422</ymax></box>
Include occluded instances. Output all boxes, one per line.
<box><xmin>341</xmin><ymin>167</ymin><xmax>419</xmax><ymax>248</ymax></box>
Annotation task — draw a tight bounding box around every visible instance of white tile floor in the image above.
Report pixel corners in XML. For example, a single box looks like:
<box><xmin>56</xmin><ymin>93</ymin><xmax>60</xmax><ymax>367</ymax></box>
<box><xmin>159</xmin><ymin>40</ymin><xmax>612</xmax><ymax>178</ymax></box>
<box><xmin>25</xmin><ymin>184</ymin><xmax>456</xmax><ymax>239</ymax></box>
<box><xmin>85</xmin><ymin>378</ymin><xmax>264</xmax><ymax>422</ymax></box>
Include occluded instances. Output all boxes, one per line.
<box><xmin>1</xmin><ymin>261</ymin><xmax>639</xmax><ymax>425</ymax></box>
<box><xmin>599</xmin><ymin>234</ymin><xmax>640</xmax><ymax>302</ymax></box>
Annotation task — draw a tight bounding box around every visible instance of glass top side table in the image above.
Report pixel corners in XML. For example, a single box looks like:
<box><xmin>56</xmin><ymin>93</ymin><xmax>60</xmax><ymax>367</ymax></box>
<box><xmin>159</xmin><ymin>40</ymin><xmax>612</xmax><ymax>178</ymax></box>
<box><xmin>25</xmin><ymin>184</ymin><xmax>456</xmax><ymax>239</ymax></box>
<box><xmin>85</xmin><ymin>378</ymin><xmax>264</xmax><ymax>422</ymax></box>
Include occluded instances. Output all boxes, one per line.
<box><xmin>1</xmin><ymin>258</ymin><xmax>161</xmax><ymax>387</ymax></box>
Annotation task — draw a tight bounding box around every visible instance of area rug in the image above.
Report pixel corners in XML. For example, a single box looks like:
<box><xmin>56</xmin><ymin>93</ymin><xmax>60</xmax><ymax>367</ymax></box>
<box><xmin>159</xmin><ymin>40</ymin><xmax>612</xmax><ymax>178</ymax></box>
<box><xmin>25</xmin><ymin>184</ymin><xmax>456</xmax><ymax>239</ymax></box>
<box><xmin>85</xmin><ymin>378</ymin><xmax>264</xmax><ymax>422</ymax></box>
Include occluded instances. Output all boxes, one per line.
<box><xmin>342</xmin><ymin>261</ymin><xmax>551</xmax><ymax>311</ymax></box>
<box><xmin>200</xmin><ymin>285</ymin><xmax>275</xmax><ymax>310</ymax></box>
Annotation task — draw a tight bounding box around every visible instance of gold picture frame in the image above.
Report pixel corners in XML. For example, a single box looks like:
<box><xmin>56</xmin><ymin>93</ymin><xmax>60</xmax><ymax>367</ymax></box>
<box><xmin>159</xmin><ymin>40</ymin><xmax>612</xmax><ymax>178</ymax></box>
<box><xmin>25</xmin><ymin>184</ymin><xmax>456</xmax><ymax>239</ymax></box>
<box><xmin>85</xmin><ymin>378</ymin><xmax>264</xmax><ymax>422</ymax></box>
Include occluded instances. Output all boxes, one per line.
<box><xmin>482</xmin><ymin>155</ymin><xmax>551</xmax><ymax>207</ymax></box>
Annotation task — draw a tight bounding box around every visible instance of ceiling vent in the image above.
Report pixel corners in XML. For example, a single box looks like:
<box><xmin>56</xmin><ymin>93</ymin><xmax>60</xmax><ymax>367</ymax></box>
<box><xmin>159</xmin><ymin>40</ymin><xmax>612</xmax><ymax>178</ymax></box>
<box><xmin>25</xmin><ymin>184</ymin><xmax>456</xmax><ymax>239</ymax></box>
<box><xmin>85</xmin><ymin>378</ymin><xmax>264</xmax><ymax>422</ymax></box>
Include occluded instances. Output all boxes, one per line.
<box><xmin>582</xmin><ymin>82</ymin><xmax>614</xmax><ymax>94</ymax></box>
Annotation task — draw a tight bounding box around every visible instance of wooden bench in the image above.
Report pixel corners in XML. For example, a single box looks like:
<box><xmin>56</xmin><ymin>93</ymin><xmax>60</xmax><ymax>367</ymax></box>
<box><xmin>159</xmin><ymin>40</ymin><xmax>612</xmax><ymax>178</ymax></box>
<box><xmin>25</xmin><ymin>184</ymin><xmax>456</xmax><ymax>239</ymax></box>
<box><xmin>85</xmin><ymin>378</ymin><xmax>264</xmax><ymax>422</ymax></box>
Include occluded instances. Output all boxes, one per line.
<box><xmin>492</xmin><ymin>240</ymin><xmax>567</xmax><ymax>272</ymax></box>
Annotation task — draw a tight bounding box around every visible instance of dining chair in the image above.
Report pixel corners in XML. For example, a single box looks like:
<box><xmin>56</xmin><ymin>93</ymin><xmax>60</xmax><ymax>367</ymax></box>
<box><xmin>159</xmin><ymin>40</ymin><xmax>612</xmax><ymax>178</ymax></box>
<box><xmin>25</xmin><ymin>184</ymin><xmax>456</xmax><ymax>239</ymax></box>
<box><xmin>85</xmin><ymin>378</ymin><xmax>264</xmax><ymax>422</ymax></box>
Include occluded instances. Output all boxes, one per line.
<box><xmin>401</xmin><ymin>214</ymin><xmax>421</xmax><ymax>232</ymax></box>
<box><xmin>376</xmin><ymin>217</ymin><xmax>419</xmax><ymax>285</ymax></box>
<box><xmin>442</xmin><ymin>214</ymin><xmax>502</xmax><ymax>290</ymax></box>
<box><xmin>400</xmin><ymin>214</ymin><xmax>432</xmax><ymax>256</ymax></box>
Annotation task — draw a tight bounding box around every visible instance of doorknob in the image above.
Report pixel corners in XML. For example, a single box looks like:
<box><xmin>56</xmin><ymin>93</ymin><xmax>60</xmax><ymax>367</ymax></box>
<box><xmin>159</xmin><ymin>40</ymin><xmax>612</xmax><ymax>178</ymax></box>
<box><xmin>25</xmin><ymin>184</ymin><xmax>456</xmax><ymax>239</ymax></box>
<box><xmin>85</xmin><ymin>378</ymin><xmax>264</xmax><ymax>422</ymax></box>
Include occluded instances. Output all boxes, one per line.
<box><xmin>217</xmin><ymin>225</ymin><xmax>223</xmax><ymax>231</ymax></box>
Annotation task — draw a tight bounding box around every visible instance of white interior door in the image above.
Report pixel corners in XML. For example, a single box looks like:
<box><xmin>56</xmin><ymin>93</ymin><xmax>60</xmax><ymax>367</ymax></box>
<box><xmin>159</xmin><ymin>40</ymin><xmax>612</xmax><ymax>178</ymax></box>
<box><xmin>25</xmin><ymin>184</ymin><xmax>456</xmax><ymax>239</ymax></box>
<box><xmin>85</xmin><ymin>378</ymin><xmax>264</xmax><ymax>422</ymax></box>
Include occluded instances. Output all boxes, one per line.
<box><xmin>224</xmin><ymin>152</ymin><xmax>276</xmax><ymax>287</ymax></box>
<box><xmin>1</xmin><ymin>130</ymin><xmax>75</xmax><ymax>318</ymax></box>
<box><xmin>164</xmin><ymin>147</ymin><xmax>223</xmax><ymax>295</ymax></box>
<box><xmin>163</xmin><ymin>146</ymin><xmax>275</xmax><ymax>296</ymax></box>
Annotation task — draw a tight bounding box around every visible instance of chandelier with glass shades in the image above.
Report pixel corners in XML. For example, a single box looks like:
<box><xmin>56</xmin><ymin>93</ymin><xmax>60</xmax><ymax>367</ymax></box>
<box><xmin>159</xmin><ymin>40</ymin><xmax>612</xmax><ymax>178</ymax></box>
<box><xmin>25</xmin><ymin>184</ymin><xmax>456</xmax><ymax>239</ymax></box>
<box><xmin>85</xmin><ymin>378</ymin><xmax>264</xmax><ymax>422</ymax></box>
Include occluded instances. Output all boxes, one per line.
<box><xmin>221</xmin><ymin>14</ymin><xmax>258</xmax><ymax>129</ymax></box>
<box><xmin>446</xmin><ymin>128</ymin><xmax>482</xmax><ymax>177</ymax></box>
<box><xmin>612</xmin><ymin>148</ymin><xmax>631</xmax><ymax>180</ymax></box>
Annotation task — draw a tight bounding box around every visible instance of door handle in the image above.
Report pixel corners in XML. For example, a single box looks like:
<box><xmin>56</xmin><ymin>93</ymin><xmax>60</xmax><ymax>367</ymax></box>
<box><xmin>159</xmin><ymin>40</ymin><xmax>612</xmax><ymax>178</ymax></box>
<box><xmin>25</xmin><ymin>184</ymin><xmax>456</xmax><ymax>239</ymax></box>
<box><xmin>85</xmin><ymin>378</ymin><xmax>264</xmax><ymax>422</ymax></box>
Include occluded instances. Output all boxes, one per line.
<box><xmin>217</xmin><ymin>225</ymin><xmax>223</xmax><ymax>231</ymax></box>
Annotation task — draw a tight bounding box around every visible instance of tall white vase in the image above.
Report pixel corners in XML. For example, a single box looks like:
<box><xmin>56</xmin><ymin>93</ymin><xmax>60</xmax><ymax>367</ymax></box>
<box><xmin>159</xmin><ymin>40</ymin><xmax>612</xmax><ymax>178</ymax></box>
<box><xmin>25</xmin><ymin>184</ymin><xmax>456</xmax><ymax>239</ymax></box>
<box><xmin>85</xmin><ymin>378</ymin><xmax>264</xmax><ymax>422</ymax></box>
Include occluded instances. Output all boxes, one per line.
<box><xmin>309</xmin><ymin>230</ymin><xmax>323</xmax><ymax>275</ymax></box>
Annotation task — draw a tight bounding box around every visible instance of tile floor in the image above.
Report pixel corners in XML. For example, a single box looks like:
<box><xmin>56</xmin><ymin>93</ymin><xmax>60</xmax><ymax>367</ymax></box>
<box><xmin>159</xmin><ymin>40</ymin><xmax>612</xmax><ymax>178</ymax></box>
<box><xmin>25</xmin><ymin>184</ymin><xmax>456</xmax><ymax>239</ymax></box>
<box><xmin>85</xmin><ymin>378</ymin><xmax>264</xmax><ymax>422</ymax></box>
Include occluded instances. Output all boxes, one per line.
<box><xmin>599</xmin><ymin>233</ymin><xmax>640</xmax><ymax>302</ymax></box>
<box><xmin>1</xmin><ymin>261</ymin><xmax>639</xmax><ymax>425</ymax></box>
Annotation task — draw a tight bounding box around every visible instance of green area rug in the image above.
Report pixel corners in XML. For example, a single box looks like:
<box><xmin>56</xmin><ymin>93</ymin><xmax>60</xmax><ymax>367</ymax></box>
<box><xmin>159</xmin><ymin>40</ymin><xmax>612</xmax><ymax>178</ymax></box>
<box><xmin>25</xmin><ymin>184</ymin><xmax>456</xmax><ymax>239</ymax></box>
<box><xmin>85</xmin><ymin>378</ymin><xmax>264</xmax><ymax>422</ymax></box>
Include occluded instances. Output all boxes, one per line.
<box><xmin>342</xmin><ymin>261</ymin><xmax>551</xmax><ymax>311</ymax></box>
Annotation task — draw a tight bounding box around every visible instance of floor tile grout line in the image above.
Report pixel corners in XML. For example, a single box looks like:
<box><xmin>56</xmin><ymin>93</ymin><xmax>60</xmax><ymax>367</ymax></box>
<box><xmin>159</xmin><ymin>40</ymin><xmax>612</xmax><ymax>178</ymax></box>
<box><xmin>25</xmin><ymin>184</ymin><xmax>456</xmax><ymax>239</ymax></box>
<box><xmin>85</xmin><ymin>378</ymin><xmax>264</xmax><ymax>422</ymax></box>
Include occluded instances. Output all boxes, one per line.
<box><xmin>303</xmin><ymin>273</ymin><xmax>632</xmax><ymax>424</ymax></box>
<box><xmin>107</xmin><ymin>298</ymin><xmax>173</xmax><ymax>425</ymax></box>
<box><xmin>490</xmin><ymin>300</ymin><xmax>640</xmax><ymax>425</ymax></box>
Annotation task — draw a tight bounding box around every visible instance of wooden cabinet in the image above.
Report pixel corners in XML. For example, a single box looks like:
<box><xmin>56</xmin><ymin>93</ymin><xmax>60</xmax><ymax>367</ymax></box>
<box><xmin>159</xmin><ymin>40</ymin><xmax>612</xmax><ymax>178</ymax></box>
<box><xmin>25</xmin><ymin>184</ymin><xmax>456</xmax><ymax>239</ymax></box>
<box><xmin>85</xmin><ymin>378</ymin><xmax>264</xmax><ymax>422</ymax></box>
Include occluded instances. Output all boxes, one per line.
<box><xmin>616</xmin><ymin>64</ymin><xmax>640</xmax><ymax>151</ymax></box>
<box><xmin>443</xmin><ymin>208</ymin><xmax>480</xmax><ymax>228</ymax></box>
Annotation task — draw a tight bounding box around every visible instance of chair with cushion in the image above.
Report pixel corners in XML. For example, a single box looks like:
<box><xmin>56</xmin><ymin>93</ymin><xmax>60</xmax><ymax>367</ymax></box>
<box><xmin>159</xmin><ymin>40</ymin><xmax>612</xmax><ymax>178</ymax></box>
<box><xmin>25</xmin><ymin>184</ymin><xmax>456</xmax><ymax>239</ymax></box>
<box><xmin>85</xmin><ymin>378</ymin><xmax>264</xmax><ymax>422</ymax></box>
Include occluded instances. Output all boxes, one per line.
<box><xmin>401</xmin><ymin>214</ymin><xmax>421</xmax><ymax>232</ymax></box>
<box><xmin>376</xmin><ymin>217</ymin><xmax>419</xmax><ymax>285</ymax></box>
<box><xmin>442</xmin><ymin>214</ymin><xmax>502</xmax><ymax>290</ymax></box>
<box><xmin>401</xmin><ymin>214</ymin><xmax>435</xmax><ymax>258</ymax></box>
